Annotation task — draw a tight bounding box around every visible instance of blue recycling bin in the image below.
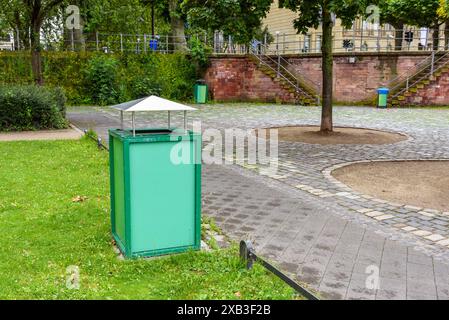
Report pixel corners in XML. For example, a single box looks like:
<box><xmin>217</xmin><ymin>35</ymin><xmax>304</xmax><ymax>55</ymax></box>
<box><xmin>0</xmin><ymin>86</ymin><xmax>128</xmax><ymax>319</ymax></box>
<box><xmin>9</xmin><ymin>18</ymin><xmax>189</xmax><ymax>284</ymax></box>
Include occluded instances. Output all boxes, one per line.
<box><xmin>149</xmin><ymin>39</ymin><xmax>158</xmax><ymax>51</ymax></box>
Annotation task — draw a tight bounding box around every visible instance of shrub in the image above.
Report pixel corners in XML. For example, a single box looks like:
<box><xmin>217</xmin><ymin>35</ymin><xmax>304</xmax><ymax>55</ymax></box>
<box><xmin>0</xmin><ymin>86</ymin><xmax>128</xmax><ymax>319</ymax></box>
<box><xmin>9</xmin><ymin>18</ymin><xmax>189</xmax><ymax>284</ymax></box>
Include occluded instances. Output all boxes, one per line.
<box><xmin>84</xmin><ymin>55</ymin><xmax>120</xmax><ymax>105</ymax></box>
<box><xmin>0</xmin><ymin>52</ymin><xmax>199</xmax><ymax>105</ymax></box>
<box><xmin>0</xmin><ymin>85</ymin><xmax>68</xmax><ymax>131</ymax></box>
<box><xmin>188</xmin><ymin>36</ymin><xmax>212</xmax><ymax>71</ymax></box>
<box><xmin>52</xmin><ymin>87</ymin><xmax>67</xmax><ymax>117</ymax></box>
<box><xmin>130</xmin><ymin>77</ymin><xmax>162</xmax><ymax>99</ymax></box>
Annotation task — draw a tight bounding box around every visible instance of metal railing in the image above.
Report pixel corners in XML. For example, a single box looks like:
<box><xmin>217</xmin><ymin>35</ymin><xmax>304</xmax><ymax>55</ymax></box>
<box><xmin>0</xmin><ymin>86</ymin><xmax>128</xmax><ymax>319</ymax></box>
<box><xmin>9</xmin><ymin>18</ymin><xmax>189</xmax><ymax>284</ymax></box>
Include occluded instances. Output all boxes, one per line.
<box><xmin>250</xmin><ymin>44</ymin><xmax>320</xmax><ymax>105</ymax></box>
<box><xmin>276</xmin><ymin>52</ymin><xmax>321</xmax><ymax>93</ymax></box>
<box><xmin>389</xmin><ymin>51</ymin><xmax>449</xmax><ymax>100</ymax></box>
<box><xmin>257</xmin><ymin>43</ymin><xmax>321</xmax><ymax>98</ymax></box>
<box><xmin>388</xmin><ymin>50</ymin><xmax>449</xmax><ymax>93</ymax></box>
<box><xmin>2</xmin><ymin>27</ymin><xmax>449</xmax><ymax>55</ymax></box>
<box><xmin>0</xmin><ymin>37</ymin><xmax>14</xmax><ymax>51</ymax></box>
<box><xmin>260</xmin><ymin>28</ymin><xmax>449</xmax><ymax>55</ymax></box>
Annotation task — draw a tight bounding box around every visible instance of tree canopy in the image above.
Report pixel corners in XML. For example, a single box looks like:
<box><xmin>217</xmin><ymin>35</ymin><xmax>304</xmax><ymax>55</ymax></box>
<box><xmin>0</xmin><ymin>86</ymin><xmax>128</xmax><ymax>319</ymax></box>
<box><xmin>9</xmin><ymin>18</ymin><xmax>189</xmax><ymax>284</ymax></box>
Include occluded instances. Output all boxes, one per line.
<box><xmin>181</xmin><ymin>0</ymin><xmax>272</xmax><ymax>44</ymax></box>
<box><xmin>279</xmin><ymin>0</ymin><xmax>370</xmax><ymax>32</ymax></box>
<box><xmin>381</xmin><ymin>0</ymin><xmax>440</xmax><ymax>28</ymax></box>
<box><xmin>438</xmin><ymin>0</ymin><xmax>449</xmax><ymax>18</ymax></box>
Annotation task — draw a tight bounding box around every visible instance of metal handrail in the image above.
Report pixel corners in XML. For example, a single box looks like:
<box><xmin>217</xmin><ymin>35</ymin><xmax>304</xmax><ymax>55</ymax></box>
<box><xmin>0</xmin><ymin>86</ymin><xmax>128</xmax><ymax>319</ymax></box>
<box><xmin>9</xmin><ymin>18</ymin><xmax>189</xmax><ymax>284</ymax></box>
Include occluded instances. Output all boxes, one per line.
<box><xmin>250</xmin><ymin>47</ymin><xmax>319</xmax><ymax>105</ymax></box>
<box><xmin>257</xmin><ymin>42</ymin><xmax>321</xmax><ymax>91</ymax></box>
<box><xmin>277</xmin><ymin>54</ymin><xmax>321</xmax><ymax>92</ymax></box>
<box><xmin>390</xmin><ymin>53</ymin><xmax>449</xmax><ymax>100</ymax></box>
<box><xmin>251</xmin><ymin>44</ymin><xmax>320</xmax><ymax>105</ymax></box>
<box><xmin>388</xmin><ymin>50</ymin><xmax>449</xmax><ymax>93</ymax></box>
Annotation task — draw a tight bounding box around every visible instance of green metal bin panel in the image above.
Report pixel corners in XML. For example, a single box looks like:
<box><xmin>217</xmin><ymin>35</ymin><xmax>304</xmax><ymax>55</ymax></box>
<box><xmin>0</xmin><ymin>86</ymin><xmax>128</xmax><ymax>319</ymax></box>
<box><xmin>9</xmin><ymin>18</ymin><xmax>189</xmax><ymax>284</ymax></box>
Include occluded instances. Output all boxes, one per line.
<box><xmin>112</xmin><ymin>137</ymin><xmax>126</xmax><ymax>243</ymax></box>
<box><xmin>109</xmin><ymin>128</ymin><xmax>201</xmax><ymax>258</ymax></box>
<box><xmin>378</xmin><ymin>94</ymin><xmax>388</xmax><ymax>108</ymax></box>
<box><xmin>194</xmin><ymin>84</ymin><xmax>208</xmax><ymax>104</ymax></box>
<box><xmin>128</xmin><ymin>140</ymin><xmax>196</xmax><ymax>253</ymax></box>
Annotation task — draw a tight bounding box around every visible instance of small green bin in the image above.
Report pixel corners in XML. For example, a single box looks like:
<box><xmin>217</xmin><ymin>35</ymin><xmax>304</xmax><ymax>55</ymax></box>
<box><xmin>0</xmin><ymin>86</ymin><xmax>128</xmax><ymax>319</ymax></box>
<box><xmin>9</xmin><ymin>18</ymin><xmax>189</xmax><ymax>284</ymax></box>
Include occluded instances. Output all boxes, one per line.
<box><xmin>194</xmin><ymin>80</ymin><xmax>208</xmax><ymax>104</ymax></box>
<box><xmin>377</xmin><ymin>87</ymin><xmax>390</xmax><ymax>108</ymax></box>
<box><xmin>109</xmin><ymin>96</ymin><xmax>201</xmax><ymax>259</ymax></box>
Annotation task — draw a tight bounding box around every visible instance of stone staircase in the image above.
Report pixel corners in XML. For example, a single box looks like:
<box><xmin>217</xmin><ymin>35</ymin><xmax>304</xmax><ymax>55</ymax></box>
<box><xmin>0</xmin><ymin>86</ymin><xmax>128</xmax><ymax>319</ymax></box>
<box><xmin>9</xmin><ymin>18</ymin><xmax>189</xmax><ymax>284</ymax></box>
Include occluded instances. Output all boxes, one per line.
<box><xmin>248</xmin><ymin>50</ymin><xmax>320</xmax><ymax>106</ymax></box>
<box><xmin>389</xmin><ymin>52</ymin><xmax>449</xmax><ymax>107</ymax></box>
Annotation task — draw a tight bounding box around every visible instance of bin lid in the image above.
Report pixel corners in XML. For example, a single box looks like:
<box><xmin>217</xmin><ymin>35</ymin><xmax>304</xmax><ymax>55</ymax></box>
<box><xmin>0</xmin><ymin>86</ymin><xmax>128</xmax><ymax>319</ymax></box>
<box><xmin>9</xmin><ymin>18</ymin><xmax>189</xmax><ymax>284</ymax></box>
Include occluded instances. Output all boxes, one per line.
<box><xmin>111</xmin><ymin>95</ymin><xmax>197</xmax><ymax>112</ymax></box>
<box><xmin>377</xmin><ymin>87</ymin><xmax>390</xmax><ymax>94</ymax></box>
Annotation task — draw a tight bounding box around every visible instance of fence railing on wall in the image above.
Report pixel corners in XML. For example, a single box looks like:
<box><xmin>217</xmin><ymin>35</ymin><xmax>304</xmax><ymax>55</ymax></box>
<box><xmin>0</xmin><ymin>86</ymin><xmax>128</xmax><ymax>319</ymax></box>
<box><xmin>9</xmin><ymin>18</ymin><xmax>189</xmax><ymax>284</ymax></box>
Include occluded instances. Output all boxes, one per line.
<box><xmin>1</xmin><ymin>28</ymin><xmax>449</xmax><ymax>55</ymax></box>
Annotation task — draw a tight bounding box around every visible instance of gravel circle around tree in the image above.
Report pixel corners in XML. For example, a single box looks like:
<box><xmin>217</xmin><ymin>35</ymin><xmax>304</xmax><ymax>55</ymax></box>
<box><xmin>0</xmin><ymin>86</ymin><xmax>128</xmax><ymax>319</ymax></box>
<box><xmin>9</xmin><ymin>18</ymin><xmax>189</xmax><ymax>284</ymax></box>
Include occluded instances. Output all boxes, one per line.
<box><xmin>332</xmin><ymin>160</ymin><xmax>449</xmax><ymax>212</ymax></box>
<box><xmin>265</xmin><ymin>126</ymin><xmax>408</xmax><ymax>145</ymax></box>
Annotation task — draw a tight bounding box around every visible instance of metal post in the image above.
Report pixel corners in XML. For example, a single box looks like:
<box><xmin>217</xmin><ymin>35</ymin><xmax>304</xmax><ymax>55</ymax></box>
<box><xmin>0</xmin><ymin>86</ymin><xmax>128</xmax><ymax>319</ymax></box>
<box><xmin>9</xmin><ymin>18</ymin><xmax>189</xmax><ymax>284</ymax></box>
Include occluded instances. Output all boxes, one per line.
<box><xmin>183</xmin><ymin>111</ymin><xmax>187</xmax><ymax>131</ymax></box>
<box><xmin>360</xmin><ymin>22</ymin><xmax>364</xmax><ymax>51</ymax></box>
<box><xmin>276</xmin><ymin>32</ymin><xmax>280</xmax><ymax>77</ymax></box>
<box><xmin>120</xmin><ymin>110</ymin><xmax>124</xmax><ymax>130</ymax></box>
<box><xmin>283</xmin><ymin>32</ymin><xmax>286</xmax><ymax>54</ymax></box>
<box><xmin>96</xmin><ymin>31</ymin><xmax>99</xmax><ymax>51</ymax></box>
<box><xmin>166</xmin><ymin>34</ymin><xmax>169</xmax><ymax>53</ymax></box>
<box><xmin>431</xmin><ymin>50</ymin><xmax>435</xmax><ymax>77</ymax></box>
<box><xmin>264</xmin><ymin>33</ymin><xmax>268</xmax><ymax>54</ymax></box>
<box><xmin>168</xmin><ymin>111</ymin><xmax>171</xmax><ymax>129</ymax></box>
<box><xmin>16</xmin><ymin>27</ymin><xmax>20</xmax><ymax>51</ymax></box>
<box><xmin>71</xmin><ymin>29</ymin><xmax>75</xmax><ymax>51</ymax></box>
<box><xmin>132</xmin><ymin>112</ymin><xmax>136</xmax><ymax>137</ymax></box>
<box><xmin>377</xmin><ymin>27</ymin><xmax>381</xmax><ymax>52</ymax></box>
<box><xmin>144</xmin><ymin>34</ymin><xmax>147</xmax><ymax>53</ymax></box>
<box><xmin>352</xmin><ymin>23</ymin><xmax>356</xmax><ymax>52</ymax></box>
<box><xmin>120</xmin><ymin>33</ymin><xmax>123</xmax><ymax>52</ymax></box>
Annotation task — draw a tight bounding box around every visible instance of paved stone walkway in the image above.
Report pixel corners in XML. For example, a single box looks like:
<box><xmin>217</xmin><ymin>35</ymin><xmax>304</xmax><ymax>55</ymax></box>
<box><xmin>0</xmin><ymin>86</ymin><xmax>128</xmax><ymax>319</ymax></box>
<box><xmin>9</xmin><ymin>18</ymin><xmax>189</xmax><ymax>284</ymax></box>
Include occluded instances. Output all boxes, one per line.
<box><xmin>0</xmin><ymin>126</ymin><xmax>83</xmax><ymax>141</ymax></box>
<box><xmin>68</xmin><ymin>104</ymin><xmax>449</xmax><ymax>300</ymax></box>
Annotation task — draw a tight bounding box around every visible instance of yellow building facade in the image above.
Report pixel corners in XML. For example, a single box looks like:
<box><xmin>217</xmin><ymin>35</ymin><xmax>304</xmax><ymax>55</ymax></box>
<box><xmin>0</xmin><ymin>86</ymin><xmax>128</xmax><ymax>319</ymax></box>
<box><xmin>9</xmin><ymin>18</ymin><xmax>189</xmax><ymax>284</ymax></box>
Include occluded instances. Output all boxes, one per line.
<box><xmin>261</xmin><ymin>0</ymin><xmax>445</xmax><ymax>54</ymax></box>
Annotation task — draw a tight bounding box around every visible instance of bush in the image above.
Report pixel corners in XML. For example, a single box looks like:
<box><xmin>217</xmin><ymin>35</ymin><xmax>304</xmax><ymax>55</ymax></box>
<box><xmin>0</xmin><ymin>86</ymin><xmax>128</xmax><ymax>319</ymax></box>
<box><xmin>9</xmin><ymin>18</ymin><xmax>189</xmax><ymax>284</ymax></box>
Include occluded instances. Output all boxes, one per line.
<box><xmin>0</xmin><ymin>85</ymin><xmax>68</xmax><ymax>131</ymax></box>
<box><xmin>188</xmin><ymin>36</ymin><xmax>212</xmax><ymax>71</ymax></box>
<box><xmin>52</xmin><ymin>86</ymin><xmax>67</xmax><ymax>117</ymax></box>
<box><xmin>130</xmin><ymin>77</ymin><xmax>162</xmax><ymax>99</ymax></box>
<box><xmin>84</xmin><ymin>55</ymin><xmax>120</xmax><ymax>106</ymax></box>
<box><xmin>0</xmin><ymin>52</ymin><xmax>199</xmax><ymax>105</ymax></box>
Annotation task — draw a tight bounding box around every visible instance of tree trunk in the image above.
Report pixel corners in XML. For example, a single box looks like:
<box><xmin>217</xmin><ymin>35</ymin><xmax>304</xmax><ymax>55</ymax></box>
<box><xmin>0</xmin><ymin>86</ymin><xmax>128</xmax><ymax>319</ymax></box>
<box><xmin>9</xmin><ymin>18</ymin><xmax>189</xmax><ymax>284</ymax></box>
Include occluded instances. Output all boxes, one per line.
<box><xmin>445</xmin><ymin>19</ymin><xmax>449</xmax><ymax>50</ymax></box>
<box><xmin>30</xmin><ymin>21</ymin><xmax>43</xmax><ymax>85</ymax></box>
<box><xmin>394</xmin><ymin>23</ymin><xmax>404</xmax><ymax>51</ymax></box>
<box><xmin>433</xmin><ymin>23</ymin><xmax>440</xmax><ymax>51</ymax></box>
<box><xmin>169</xmin><ymin>0</ymin><xmax>187</xmax><ymax>52</ymax></box>
<box><xmin>320</xmin><ymin>5</ymin><xmax>333</xmax><ymax>133</ymax></box>
<box><xmin>13</xmin><ymin>10</ymin><xmax>22</xmax><ymax>50</ymax></box>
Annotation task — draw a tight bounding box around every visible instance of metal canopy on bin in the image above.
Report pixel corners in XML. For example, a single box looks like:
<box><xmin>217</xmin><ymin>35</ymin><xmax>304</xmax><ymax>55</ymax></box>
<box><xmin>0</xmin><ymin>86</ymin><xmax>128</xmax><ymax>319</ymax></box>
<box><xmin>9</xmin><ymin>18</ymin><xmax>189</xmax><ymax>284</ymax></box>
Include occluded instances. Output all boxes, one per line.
<box><xmin>111</xmin><ymin>95</ymin><xmax>197</xmax><ymax>136</ymax></box>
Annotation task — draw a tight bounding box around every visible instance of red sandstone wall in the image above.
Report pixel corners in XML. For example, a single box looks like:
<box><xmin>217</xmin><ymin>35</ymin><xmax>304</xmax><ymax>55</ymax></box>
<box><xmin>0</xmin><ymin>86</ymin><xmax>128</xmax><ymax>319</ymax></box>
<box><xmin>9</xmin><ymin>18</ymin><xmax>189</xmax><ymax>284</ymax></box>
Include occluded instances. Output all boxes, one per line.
<box><xmin>204</xmin><ymin>53</ymin><xmax>432</xmax><ymax>104</ymax></box>
<box><xmin>404</xmin><ymin>73</ymin><xmax>449</xmax><ymax>106</ymax></box>
<box><xmin>204</xmin><ymin>57</ymin><xmax>296</xmax><ymax>103</ymax></box>
<box><xmin>287</xmin><ymin>54</ymin><xmax>425</xmax><ymax>103</ymax></box>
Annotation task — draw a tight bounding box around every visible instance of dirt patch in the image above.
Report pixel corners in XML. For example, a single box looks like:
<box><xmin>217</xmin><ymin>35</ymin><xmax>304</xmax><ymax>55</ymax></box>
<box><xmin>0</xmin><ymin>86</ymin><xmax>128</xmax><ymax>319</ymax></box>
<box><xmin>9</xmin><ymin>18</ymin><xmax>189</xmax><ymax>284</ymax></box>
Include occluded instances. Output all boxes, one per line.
<box><xmin>0</xmin><ymin>126</ymin><xmax>83</xmax><ymax>142</ymax></box>
<box><xmin>267</xmin><ymin>126</ymin><xmax>407</xmax><ymax>145</ymax></box>
<box><xmin>332</xmin><ymin>161</ymin><xmax>449</xmax><ymax>212</ymax></box>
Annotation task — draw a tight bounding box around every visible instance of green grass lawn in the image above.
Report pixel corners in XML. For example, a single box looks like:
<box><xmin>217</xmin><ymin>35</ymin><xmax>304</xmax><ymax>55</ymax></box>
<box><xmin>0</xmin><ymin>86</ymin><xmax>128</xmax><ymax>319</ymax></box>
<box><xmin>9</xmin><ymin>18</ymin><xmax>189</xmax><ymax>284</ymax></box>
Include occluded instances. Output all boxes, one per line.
<box><xmin>0</xmin><ymin>138</ymin><xmax>295</xmax><ymax>300</ymax></box>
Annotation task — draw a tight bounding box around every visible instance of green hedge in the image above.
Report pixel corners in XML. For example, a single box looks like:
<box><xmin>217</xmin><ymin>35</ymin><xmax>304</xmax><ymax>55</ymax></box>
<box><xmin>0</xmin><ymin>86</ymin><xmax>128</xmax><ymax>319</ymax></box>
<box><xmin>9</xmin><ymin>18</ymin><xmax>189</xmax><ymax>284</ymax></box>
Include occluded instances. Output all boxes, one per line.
<box><xmin>0</xmin><ymin>85</ymin><xmax>68</xmax><ymax>131</ymax></box>
<box><xmin>0</xmin><ymin>52</ymin><xmax>198</xmax><ymax>106</ymax></box>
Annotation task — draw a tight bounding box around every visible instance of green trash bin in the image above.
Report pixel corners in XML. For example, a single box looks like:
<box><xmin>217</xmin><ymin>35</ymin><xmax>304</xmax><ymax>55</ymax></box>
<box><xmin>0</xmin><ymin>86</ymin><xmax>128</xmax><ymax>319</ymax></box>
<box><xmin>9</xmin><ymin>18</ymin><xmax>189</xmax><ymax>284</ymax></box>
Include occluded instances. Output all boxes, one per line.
<box><xmin>194</xmin><ymin>80</ymin><xmax>208</xmax><ymax>104</ymax></box>
<box><xmin>377</xmin><ymin>87</ymin><xmax>390</xmax><ymax>108</ymax></box>
<box><xmin>109</xmin><ymin>96</ymin><xmax>202</xmax><ymax>259</ymax></box>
